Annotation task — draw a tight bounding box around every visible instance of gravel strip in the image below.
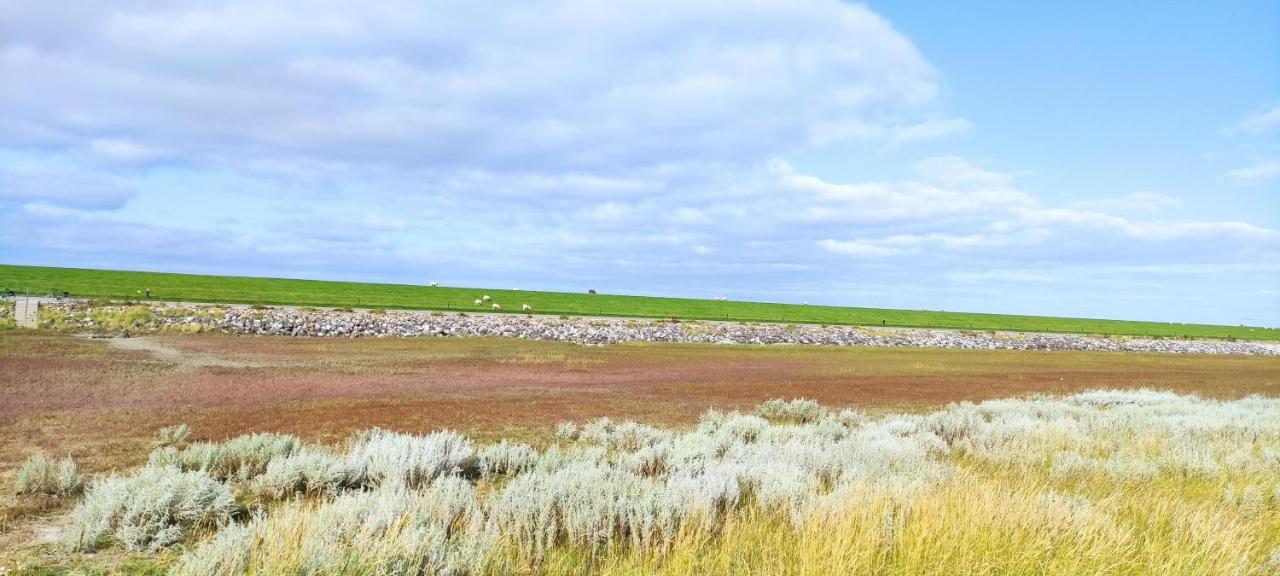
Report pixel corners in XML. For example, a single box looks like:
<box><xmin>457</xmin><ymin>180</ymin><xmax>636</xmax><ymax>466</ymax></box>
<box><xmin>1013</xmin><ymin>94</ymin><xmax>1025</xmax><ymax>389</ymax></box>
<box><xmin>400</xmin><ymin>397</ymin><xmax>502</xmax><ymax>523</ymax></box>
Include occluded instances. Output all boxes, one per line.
<box><xmin>37</xmin><ymin>302</ymin><xmax>1280</xmax><ymax>356</ymax></box>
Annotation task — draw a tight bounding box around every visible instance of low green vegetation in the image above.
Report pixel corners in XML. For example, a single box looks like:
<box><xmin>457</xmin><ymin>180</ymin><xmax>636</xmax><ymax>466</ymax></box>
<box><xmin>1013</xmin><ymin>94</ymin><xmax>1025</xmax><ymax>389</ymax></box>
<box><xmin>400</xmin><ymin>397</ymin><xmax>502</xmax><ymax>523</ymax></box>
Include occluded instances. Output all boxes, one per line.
<box><xmin>35</xmin><ymin>303</ymin><xmax>218</xmax><ymax>334</ymax></box>
<box><xmin>0</xmin><ymin>300</ymin><xmax>14</xmax><ymax>330</ymax></box>
<box><xmin>1</xmin><ymin>264</ymin><xmax>1275</xmax><ymax>340</ymax></box>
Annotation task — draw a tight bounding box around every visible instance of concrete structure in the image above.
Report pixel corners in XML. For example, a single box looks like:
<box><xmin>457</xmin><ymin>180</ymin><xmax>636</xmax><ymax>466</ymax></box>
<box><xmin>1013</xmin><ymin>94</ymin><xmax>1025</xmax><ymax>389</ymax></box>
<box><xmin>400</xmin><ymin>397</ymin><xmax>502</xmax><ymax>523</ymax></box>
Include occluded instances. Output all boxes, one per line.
<box><xmin>15</xmin><ymin>297</ymin><xmax>39</xmax><ymax>328</ymax></box>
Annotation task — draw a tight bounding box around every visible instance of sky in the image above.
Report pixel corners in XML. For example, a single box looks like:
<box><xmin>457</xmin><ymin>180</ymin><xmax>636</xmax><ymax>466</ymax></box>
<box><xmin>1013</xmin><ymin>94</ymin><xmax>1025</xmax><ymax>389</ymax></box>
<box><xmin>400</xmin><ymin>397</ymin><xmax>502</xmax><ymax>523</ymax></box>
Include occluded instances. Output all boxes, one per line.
<box><xmin>1</xmin><ymin>0</ymin><xmax>1277</xmax><ymax>326</ymax></box>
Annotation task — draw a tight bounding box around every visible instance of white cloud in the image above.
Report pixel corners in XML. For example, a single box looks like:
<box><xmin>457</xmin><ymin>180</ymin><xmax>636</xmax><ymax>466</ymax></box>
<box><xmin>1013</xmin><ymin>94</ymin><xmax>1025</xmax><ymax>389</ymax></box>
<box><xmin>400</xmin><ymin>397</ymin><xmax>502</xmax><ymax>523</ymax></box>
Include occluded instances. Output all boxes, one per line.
<box><xmin>770</xmin><ymin>158</ymin><xmax>1032</xmax><ymax>223</ymax></box>
<box><xmin>579</xmin><ymin>202</ymin><xmax>633</xmax><ymax>222</ymax></box>
<box><xmin>0</xmin><ymin>161</ymin><xmax>135</xmax><ymax>210</ymax></box>
<box><xmin>914</xmin><ymin>156</ymin><xmax>1012</xmax><ymax>187</ymax></box>
<box><xmin>801</xmin><ymin>162</ymin><xmax>1276</xmax><ymax>266</ymax></box>
<box><xmin>948</xmin><ymin>269</ymin><xmax>1055</xmax><ymax>284</ymax></box>
<box><xmin>672</xmin><ymin>207</ymin><xmax>710</xmax><ymax>224</ymax></box>
<box><xmin>361</xmin><ymin>215</ymin><xmax>409</xmax><ymax>231</ymax></box>
<box><xmin>89</xmin><ymin>138</ymin><xmax>168</xmax><ymax>162</ymax></box>
<box><xmin>817</xmin><ymin>239</ymin><xmax>903</xmax><ymax>257</ymax></box>
<box><xmin>892</xmin><ymin>117</ymin><xmax>972</xmax><ymax>143</ymax></box>
<box><xmin>20</xmin><ymin>202</ymin><xmax>93</xmax><ymax>219</ymax></box>
<box><xmin>1070</xmin><ymin>191</ymin><xmax>1182</xmax><ymax>213</ymax></box>
<box><xmin>1</xmin><ymin>0</ymin><xmax>943</xmax><ymax>170</ymax></box>
<box><xmin>1224</xmin><ymin>161</ymin><xmax>1280</xmax><ymax>185</ymax></box>
<box><xmin>819</xmin><ymin>232</ymin><xmax>1006</xmax><ymax>257</ymax></box>
<box><xmin>1226</xmin><ymin>104</ymin><xmax>1280</xmax><ymax>135</ymax></box>
<box><xmin>1</xmin><ymin>2</ymin><xmax>1276</xmax><ymax>324</ymax></box>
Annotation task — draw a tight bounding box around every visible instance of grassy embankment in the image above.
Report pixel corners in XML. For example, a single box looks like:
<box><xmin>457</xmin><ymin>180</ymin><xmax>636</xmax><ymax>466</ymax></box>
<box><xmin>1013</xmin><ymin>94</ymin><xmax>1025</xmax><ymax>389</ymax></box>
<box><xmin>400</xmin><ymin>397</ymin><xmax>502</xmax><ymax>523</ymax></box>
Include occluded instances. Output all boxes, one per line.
<box><xmin>2</xmin><ymin>264</ymin><xmax>1275</xmax><ymax>340</ymax></box>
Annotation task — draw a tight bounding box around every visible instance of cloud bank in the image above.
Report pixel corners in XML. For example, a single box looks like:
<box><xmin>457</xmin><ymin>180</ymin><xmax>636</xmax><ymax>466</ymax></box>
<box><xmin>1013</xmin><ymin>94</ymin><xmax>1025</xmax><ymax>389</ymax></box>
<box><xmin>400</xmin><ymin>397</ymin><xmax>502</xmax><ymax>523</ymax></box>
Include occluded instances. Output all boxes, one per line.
<box><xmin>1</xmin><ymin>1</ymin><xmax>1276</xmax><ymax>324</ymax></box>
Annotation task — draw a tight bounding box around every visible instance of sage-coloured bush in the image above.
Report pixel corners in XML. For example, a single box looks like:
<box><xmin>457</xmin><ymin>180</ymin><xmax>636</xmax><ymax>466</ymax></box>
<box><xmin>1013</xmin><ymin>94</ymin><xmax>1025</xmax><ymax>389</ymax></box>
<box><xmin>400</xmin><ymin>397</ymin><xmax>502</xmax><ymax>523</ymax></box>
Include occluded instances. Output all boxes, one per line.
<box><xmin>344</xmin><ymin>428</ymin><xmax>476</xmax><ymax>487</ymax></box>
<box><xmin>754</xmin><ymin>398</ymin><xmax>825</xmax><ymax>424</ymax></box>
<box><xmin>15</xmin><ymin>453</ymin><xmax>82</xmax><ymax>496</ymax></box>
<box><xmin>477</xmin><ymin>440</ymin><xmax>538</xmax><ymax>478</ymax></box>
<box><xmin>251</xmin><ymin>448</ymin><xmax>355</xmax><ymax>499</ymax></box>
<box><xmin>173</xmin><ymin>480</ymin><xmax>488</xmax><ymax>576</ymax></box>
<box><xmin>66</xmin><ymin>389</ymin><xmax>1280</xmax><ymax>574</ymax></box>
<box><xmin>155</xmin><ymin>424</ymin><xmax>191</xmax><ymax>448</ymax></box>
<box><xmin>162</xmin><ymin>432</ymin><xmax>301</xmax><ymax>481</ymax></box>
<box><xmin>63</xmin><ymin>466</ymin><xmax>235</xmax><ymax>552</ymax></box>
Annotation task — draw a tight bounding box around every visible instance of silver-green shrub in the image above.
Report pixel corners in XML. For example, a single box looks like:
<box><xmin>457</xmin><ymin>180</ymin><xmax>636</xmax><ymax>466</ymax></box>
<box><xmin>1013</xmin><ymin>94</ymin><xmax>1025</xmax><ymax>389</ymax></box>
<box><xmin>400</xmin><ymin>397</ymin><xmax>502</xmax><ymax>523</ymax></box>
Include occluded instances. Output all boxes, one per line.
<box><xmin>169</xmin><ymin>432</ymin><xmax>301</xmax><ymax>481</ymax></box>
<box><xmin>345</xmin><ymin>428</ymin><xmax>476</xmax><ymax>488</ymax></box>
<box><xmin>63</xmin><ymin>466</ymin><xmax>235</xmax><ymax>552</ymax></box>
<box><xmin>477</xmin><ymin>440</ymin><xmax>538</xmax><ymax>478</ymax></box>
<box><xmin>755</xmin><ymin>398</ymin><xmax>825</xmax><ymax>424</ymax></box>
<box><xmin>251</xmin><ymin>448</ymin><xmax>356</xmax><ymax>499</ymax></box>
<box><xmin>171</xmin><ymin>520</ymin><xmax>252</xmax><ymax>575</ymax></box>
<box><xmin>164</xmin><ymin>390</ymin><xmax>1280</xmax><ymax>573</ymax></box>
<box><xmin>155</xmin><ymin>424</ymin><xmax>192</xmax><ymax>448</ymax></box>
<box><xmin>173</xmin><ymin>480</ymin><xmax>488</xmax><ymax>576</ymax></box>
<box><xmin>14</xmin><ymin>453</ymin><xmax>81</xmax><ymax>496</ymax></box>
<box><xmin>554</xmin><ymin>421</ymin><xmax>578</xmax><ymax>440</ymax></box>
<box><xmin>577</xmin><ymin>418</ymin><xmax>671</xmax><ymax>450</ymax></box>
<box><xmin>15</xmin><ymin>453</ymin><xmax>82</xmax><ymax>496</ymax></box>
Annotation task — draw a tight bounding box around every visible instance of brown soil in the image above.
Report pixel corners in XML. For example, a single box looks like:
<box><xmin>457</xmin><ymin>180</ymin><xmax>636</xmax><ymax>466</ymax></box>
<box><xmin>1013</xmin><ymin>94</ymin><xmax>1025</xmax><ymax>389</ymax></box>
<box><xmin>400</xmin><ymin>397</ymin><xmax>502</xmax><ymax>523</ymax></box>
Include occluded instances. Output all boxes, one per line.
<box><xmin>1</xmin><ymin>331</ymin><xmax>1277</xmax><ymax>477</ymax></box>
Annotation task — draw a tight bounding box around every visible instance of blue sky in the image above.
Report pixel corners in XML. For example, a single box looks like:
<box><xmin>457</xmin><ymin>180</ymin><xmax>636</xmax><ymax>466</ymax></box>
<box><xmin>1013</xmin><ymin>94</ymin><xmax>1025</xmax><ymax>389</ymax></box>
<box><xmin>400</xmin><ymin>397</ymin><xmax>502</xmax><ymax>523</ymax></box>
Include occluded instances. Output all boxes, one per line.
<box><xmin>2</xmin><ymin>1</ymin><xmax>1277</xmax><ymax>325</ymax></box>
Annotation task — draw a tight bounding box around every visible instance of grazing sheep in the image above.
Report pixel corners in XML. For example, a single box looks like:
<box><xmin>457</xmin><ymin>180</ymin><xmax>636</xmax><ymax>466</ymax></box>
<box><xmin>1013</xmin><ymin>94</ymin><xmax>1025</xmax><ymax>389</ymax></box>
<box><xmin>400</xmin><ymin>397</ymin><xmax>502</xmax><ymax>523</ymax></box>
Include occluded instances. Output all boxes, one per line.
<box><xmin>802</xmin><ymin>301</ymin><xmax>809</xmax><ymax>305</ymax></box>
<box><xmin>522</xmin><ymin>304</ymin><xmax>532</xmax><ymax>312</ymax></box>
<box><xmin>429</xmin><ymin>281</ymin><xmax>438</xmax><ymax>287</ymax></box>
<box><xmin>482</xmin><ymin>295</ymin><xmax>491</xmax><ymax>302</ymax></box>
<box><xmin>492</xmin><ymin>303</ymin><xmax>501</xmax><ymax>311</ymax></box>
<box><xmin>474</xmin><ymin>299</ymin><xmax>483</xmax><ymax>306</ymax></box>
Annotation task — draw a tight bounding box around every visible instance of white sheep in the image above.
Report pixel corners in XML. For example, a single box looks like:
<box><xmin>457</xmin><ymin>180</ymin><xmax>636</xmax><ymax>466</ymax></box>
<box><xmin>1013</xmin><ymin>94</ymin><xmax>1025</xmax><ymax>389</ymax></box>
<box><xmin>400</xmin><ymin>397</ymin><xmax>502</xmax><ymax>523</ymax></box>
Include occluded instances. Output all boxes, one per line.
<box><xmin>522</xmin><ymin>304</ymin><xmax>531</xmax><ymax>312</ymax></box>
<box><xmin>429</xmin><ymin>281</ymin><xmax>438</xmax><ymax>287</ymax></box>
<box><xmin>491</xmin><ymin>303</ymin><xmax>501</xmax><ymax>311</ymax></box>
<box><xmin>474</xmin><ymin>299</ymin><xmax>483</xmax><ymax>306</ymax></box>
<box><xmin>482</xmin><ymin>295</ymin><xmax>491</xmax><ymax>302</ymax></box>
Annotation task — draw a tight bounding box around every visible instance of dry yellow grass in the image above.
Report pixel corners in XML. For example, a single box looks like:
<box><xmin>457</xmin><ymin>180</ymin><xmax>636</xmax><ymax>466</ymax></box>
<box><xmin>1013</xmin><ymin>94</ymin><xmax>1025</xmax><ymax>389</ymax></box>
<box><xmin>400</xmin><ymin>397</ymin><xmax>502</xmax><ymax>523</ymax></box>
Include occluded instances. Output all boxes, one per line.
<box><xmin>530</xmin><ymin>470</ymin><xmax>1277</xmax><ymax>576</ymax></box>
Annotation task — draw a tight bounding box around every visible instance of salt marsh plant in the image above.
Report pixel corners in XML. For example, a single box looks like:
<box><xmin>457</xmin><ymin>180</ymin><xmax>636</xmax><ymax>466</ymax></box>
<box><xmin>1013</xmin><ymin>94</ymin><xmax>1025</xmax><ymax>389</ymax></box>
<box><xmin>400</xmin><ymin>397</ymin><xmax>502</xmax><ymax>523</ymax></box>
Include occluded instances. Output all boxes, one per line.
<box><xmin>15</xmin><ymin>453</ymin><xmax>81</xmax><ymax>496</ymax></box>
<box><xmin>344</xmin><ymin>428</ymin><xmax>476</xmax><ymax>488</ymax></box>
<box><xmin>755</xmin><ymin>398</ymin><xmax>825</xmax><ymax>424</ymax></box>
<box><xmin>63</xmin><ymin>466</ymin><xmax>235</xmax><ymax>552</ymax></box>
<box><xmin>154</xmin><ymin>424</ymin><xmax>191</xmax><ymax>448</ymax></box>
<box><xmin>250</xmin><ymin>448</ymin><xmax>355</xmax><ymax>499</ymax></box>
<box><xmin>154</xmin><ymin>432</ymin><xmax>301</xmax><ymax>481</ymax></box>
<box><xmin>477</xmin><ymin>440</ymin><xmax>538</xmax><ymax>477</ymax></box>
<box><xmin>173</xmin><ymin>479</ymin><xmax>489</xmax><ymax>576</ymax></box>
<box><xmin>50</xmin><ymin>390</ymin><xmax>1280</xmax><ymax>574</ymax></box>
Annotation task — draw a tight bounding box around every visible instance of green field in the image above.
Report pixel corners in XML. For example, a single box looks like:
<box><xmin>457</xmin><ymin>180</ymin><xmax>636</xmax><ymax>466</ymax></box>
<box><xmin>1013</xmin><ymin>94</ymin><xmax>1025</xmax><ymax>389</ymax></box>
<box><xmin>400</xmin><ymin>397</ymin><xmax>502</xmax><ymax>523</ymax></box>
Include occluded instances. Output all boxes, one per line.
<box><xmin>1</xmin><ymin>263</ymin><xmax>1275</xmax><ymax>340</ymax></box>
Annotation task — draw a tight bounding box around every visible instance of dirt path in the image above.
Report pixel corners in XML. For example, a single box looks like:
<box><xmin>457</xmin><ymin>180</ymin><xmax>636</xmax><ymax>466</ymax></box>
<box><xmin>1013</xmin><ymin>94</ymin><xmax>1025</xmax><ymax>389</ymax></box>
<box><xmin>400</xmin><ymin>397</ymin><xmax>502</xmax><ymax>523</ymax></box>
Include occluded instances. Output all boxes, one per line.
<box><xmin>97</xmin><ymin>335</ymin><xmax>257</xmax><ymax>368</ymax></box>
